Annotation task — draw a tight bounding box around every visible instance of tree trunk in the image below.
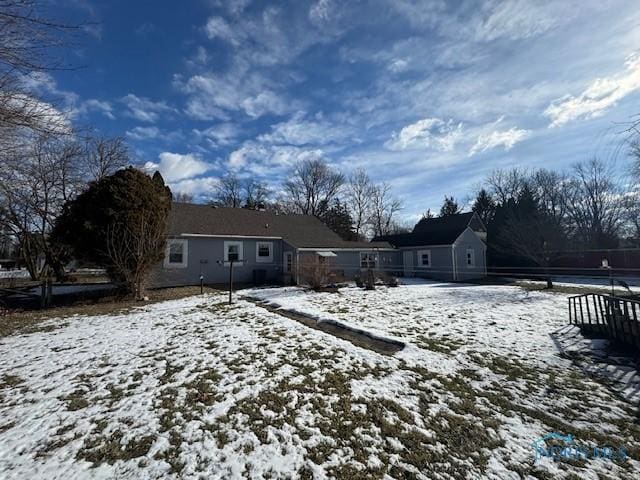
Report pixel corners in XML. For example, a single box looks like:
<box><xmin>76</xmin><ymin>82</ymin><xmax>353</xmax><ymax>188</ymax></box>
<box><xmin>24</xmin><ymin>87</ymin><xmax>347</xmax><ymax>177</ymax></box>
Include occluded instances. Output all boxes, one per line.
<box><xmin>545</xmin><ymin>267</ymin><xmax>553</xmax><ymax>289</ymax></box>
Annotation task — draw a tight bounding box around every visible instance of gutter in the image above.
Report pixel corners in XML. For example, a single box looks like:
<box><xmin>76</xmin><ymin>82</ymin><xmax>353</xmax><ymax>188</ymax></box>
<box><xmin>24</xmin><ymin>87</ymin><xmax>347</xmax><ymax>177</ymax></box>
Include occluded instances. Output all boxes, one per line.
<box><xmin>180</xmin><ymin>234</ymin><xmax>283</xmax><ymax>240</ymax></box>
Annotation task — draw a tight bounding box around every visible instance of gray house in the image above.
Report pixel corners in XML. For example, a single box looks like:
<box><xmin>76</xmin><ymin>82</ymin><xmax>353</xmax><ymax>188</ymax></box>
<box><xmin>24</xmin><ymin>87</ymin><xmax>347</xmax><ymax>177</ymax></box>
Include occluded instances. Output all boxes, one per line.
<box><xmin>150</xmin><ymin>203</ymin><xmax>395</xmax><ymax>287</ymax></box>
<box><xmin>373</xmin><ymin>212</ymin><xmax>487</xmax><ymax>281</ymax></box>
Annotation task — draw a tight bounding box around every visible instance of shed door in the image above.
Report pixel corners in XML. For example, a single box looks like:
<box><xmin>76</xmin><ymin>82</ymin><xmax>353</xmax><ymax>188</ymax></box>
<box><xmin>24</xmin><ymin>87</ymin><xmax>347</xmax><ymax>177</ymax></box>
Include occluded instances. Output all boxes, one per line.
<box><xmin>283</xmin><ymin>252</ymin><xmax>293</xmax><ymax>274</ymax></box>
<box><xmin>403</xmin><ymin>251</ymin><xmax>414</xmax><ymax>277</ymax></box>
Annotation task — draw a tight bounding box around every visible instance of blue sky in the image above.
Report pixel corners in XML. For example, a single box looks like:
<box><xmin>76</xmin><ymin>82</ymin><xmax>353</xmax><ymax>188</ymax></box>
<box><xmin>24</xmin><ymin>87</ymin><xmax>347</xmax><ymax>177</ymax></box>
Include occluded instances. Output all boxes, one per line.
<box><xmin>36</xmin><ymin>0</ymin><xmax>640</xmax><ymax>222</ymax></box>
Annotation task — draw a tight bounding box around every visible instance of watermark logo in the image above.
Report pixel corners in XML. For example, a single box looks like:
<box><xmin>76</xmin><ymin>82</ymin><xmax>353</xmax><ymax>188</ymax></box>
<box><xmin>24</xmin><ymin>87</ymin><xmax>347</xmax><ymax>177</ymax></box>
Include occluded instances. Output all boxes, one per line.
<box><xmin>532</xmin><ymin>432</ymin><xmax>628</xmax><ymax>462</ymax></box>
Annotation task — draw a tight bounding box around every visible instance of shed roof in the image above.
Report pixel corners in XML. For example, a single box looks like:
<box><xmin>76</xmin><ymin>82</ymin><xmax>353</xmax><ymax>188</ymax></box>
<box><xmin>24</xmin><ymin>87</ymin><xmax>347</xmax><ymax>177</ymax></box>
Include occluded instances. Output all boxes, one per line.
<box><xmin>168</xmin><ymin>203</ymin><xmax>392</xmax><ymax>250</ymax></box>
<box><xmin>373</xmin><ymin>212</ymin><xmax>480</xmax><ymax>247</ymax></box>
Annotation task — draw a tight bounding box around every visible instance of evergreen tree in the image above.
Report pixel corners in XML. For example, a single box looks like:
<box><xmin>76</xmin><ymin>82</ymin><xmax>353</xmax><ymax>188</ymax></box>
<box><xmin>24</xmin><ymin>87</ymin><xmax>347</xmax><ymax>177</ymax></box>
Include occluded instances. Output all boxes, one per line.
<box><xmin>421</xmin><ymin>209</ymin><xmax>435</xmax><ymax>220</ymax></box>
<box><xmin>52</xmin><ymin>168</ymin><xmax>172</xmax><ymax>298</ymax></box>
<box><xmin>318</xmin><ymin>199</ymin><xmax>357</xmax><ymax>241</ymax></box>
<box><xmin>472</xmin><ymin>189</ymin><xmax>496</xmax><ymax>225</ymax></box>
<box><xmin>439</xmin><ymin>196</ymin><xmax>462</xmax><ymax>216</ymax></box>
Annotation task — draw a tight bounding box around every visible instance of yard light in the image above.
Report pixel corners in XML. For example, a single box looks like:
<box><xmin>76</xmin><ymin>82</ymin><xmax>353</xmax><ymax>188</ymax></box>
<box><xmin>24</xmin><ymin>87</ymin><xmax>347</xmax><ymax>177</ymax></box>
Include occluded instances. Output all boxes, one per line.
<box><xmin>600</xmin><ymin>258</ymin><xmax>614</xmax><ymax>297</ymax></box>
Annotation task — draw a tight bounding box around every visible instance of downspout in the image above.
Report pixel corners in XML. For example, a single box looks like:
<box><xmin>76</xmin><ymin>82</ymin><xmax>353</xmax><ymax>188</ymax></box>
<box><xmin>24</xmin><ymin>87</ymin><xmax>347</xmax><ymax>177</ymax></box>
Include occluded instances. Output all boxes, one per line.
<box><xmin>483</xmin><ymin>245</ymin><xmax>487</xmax><ymax>278</ymax></box>
<box><xmin>451</xmin><ymin>245</ymin><xmax>457</xmax><ymax>282</ymax></box>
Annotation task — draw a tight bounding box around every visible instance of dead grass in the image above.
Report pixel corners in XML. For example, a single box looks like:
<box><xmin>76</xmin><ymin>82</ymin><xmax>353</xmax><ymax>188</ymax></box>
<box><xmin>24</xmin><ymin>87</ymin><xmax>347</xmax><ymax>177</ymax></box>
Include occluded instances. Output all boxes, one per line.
<box><xmin>0</xmin><ymin>286</ymin><xmax>222</xmax><ymax>338</ymax></box>
<box><xmin>77</xmin><ymin>430</ymin><xmax>155</xmax><ymax>466</ymax></box>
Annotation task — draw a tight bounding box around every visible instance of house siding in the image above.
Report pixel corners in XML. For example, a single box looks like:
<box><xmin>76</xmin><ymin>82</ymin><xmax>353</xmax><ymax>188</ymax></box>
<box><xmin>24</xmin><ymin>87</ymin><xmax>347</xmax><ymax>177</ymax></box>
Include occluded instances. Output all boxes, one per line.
<box><xmin>150</xmin><ymin>236</ymin><xmax>284</xmax><ymax>287</ymax></box>
<box><xmin>453</xmin><ymin>228</ymin><xmax>487</xmax><ymax>281</ymax></box>
<box><xmin>401</xmin><ymin>245</ymin><xmax>455</xmax><ymax>281</ymax></box>
<box><xmin>332</xmin><ymin>250</ymin><xmax>399</xmax><ymax>278</ymax></box>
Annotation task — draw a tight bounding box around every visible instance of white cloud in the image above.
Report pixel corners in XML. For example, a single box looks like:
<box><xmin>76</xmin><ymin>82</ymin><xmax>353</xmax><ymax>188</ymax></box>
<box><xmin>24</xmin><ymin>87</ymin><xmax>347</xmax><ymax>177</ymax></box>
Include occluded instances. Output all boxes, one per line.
<box><xmin>18</xmin><ymin>72</ymin><xmax>113</xmax><ymax>121</ymax></box>
<box><xmin>73</xmin><ymin>99</ymin><xmax>115</xmax><ymax>120</ymax></box>
<box><xmin>143</xmin><ymin>152</ymin><xmax>211</xmax><ymax>182</ymax></box>
<box><xmin>169</xmin><ymin>177</ymin><xmax>220</xmax><ymax>197</ymax></box>
<box><xmin>127</xmin><ymin>126</ymin><xmax>160</xmax><ymax>141</ymax></box>
<box><xmin>385</xmin><ymin>117</ymin><xmax>464</xmax><ymax>151</ymax></box>
<box><xmin>309</xmin><ymin>0</ymin><xmax>333</xmax><ymax>25</ymax></box>
<box><xmin>258</xmin><ymin>112</ymin><xmax>354</xmax><ymax>146</ymax></box>
<box><xmin>240</xmin><ymin>90</ymin><xmax>289</xmax><ymax>118</ymax></box>
<box><xmin>193</xmin><ymin>123</ymin><xmax>240</xmax><ymax>147</ymax></box>
<box><xmin>205</xmin><ymin>16</ymin><xmax>245</xmax><ymax>46</ymax></box>
<box><xmin>544</xmin><ymin>55</ymin><xmax>640</xmax><ymax>127</ymax></box>
<box><xmin>227</xmin><ymin>141</ymin><xmax>323</xmax><ymax>176</ymax></box>
<box><xmin>177</xmin><ymin>66</ymin><xmax>293</xmax><ymax>120</ymax></box>
<box><xmin>121</xmin><ymin>94</ymin><xmax>175</xmax><ymax>123</ymax></box>
<box><xmin>473</xmin><ymin>0</ymin><xmax>567</xmax><ymax>42</ymax></box>
<box><xmin>469</xmin><ymin>127</ymin><xmax>530</xmax><ymax>156</ymax></box>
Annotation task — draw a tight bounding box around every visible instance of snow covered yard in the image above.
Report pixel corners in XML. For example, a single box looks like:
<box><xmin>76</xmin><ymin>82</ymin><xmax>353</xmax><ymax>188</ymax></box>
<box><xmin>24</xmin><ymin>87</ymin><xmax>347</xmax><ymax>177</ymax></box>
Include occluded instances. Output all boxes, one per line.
<box><xmin>0</xmin><ymin>282</ymin><xmax>639</xmax><ymax>479</ymax></box>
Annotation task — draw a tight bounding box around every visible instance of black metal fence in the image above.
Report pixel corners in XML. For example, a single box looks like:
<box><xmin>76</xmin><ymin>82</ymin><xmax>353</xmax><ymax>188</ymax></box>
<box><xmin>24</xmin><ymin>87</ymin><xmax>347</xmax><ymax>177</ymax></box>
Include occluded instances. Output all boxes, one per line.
<box><xmin>568</xmin><ymin>293</ymin><xmax>640</xmax><ymax>349</ymax></box>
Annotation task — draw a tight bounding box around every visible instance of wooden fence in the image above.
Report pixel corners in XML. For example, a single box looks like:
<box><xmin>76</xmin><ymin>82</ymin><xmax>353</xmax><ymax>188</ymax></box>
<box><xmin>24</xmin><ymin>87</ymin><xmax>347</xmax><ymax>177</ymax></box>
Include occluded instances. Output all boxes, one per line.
<box><xmin>568</xmin><ymin>293</ymin><xmax>640</xmax><ymax>349</ymax></box>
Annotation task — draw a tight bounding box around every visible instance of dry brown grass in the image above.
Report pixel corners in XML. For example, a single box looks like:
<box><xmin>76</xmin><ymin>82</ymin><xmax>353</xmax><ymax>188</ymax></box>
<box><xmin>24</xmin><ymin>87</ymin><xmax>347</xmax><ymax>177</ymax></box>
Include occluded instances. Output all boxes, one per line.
<box><xmin>0</xmin><ymin>286</ymin><xmax>222</xmax><ymax>338</ymax></box>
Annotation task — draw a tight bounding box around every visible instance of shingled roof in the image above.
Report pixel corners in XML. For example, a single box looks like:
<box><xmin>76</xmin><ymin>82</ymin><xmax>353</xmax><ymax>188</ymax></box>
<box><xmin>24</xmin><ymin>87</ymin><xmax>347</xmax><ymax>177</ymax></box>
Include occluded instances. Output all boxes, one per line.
<box><xmin>373</xmin><ymin>212</ymin><xmax>481</xmax><ymax>247</ymax></box>
<box><xmin>168</xmin><ymin>203</ymin><xmax>392</xmax><ymax>249</ymax></box>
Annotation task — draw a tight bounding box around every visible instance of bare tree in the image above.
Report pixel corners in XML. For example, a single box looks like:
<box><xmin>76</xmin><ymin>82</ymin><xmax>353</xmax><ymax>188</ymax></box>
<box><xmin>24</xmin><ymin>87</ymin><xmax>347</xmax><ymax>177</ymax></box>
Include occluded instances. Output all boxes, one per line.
<box><xmin>0</xmin><ymin>1</ymin><xmax>78</xmax><ymax>150</ymax></box>
<box><xmin>624</xmin><ymin>142</ymin><xmax>640</xmax><ymax>245</ymax></box>
<box><xmin>531</xmin><ymin>169</ymin><xmax>568</xmax><ymax>226</ymax></box>
<box><xmin>83</xmin><ymin>136</ymin><xmax>128</xmax><ymax>182</ymax></box>
<box><xmin>284</xmin><ymin>158</ymin><xmax>344</xmax><ymax>216</ymax></box>
<box><xmin>172</xmin><ymin>191</ymin><xmax>193</xmax><ymax>203</ymax></box>
<box><xmin>0</xmin><ymin>135</ymin><xmax>83</xmax><ymax>279</ymax></box>
<box><xmin>244</xmin><ymin>179</ymin><xmax>269</xmax><ymax>209</ymax></box>
<box><xmin>370</xmin><ymin>182</ymin><xmax>402</xmax><ymax>237</ymax></box>
<box><xmin>564</xmin><ymin>159</ymin><xmax>624</xmax><ymax>249</ymax></box>
<box><xmin>214</xmin><ymin>173</ymin><xmax>243</xmax><ymax>207</ymax></box>
<box><xmin>347</xmin><ymin>167</ymin><xmax>374</xmax><ymax>239</ymax></box>
<box><xmin>498</xmin><ymin>212</ymin><xmax>566</xmax><ymax>289</ymax></box>
<box><xmin>106</xmin><ymin>208</ymin><xmax>167</xmax><ymax>299</ymax></box>
<box><xmin>486</xmin><ymin>167</ymin><xmax>530</xmax><ymax>204</ymax></box>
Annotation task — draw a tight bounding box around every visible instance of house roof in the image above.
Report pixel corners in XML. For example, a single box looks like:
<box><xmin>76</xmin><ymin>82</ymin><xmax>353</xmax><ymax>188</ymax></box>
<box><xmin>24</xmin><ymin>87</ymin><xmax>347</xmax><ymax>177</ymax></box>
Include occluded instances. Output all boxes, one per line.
<box><xmin>373</xmin><ymin>212</ymin><xmax>479</xmax><ymax>247</ymax></box>
<box><xmin>168</xmin><ymin>203</ymin><xmax>393</xmax><ymax>250</ymax></box>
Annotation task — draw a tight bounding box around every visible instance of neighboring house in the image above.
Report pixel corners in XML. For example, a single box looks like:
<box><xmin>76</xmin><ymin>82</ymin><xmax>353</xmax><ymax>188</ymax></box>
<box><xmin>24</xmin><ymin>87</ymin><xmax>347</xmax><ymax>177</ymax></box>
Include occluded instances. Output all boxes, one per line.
<box><xmin>373</xmin><ymin>212</ymin><xmax>487</xmax><ymax>281</ymax></box>
<box><xmin>150</xmin><ymin>203</ymin><xmax>395</xmax><ymax>287</ymax></box>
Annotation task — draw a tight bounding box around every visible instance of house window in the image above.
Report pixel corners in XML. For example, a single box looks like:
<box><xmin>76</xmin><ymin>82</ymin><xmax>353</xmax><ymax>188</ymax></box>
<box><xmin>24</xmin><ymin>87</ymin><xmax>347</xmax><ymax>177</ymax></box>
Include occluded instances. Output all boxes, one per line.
<box><xmin>284</xmin><ymin>252</ymin><xmax>293</xmax><ymax>273</ymax></box>
<box><xmin>255</xmin><ymin>242</ymin><xmax>273</xmax><ymax>263</ymax></box>
<box><xmin>164</xmin><ymin>239</ymin><xmax>188</xmax><ymax>268</ymax></box>
<box><xmin>417</xmin><ymin>250</ymin><xmax>431</xmax><ymax>268</ymax></box>
<box><xmin>466</xmin><ymin>248</ymin><xmax>475</xmax><ymax>268</ymax></box>
<box><xmin>360</xmin><ymin>252</ymin><xmax>378</xmax><ymax>269</ymax></box>
<box><xmin>224</xmin><ymin>241</ymin><xmax>243</xmax><ymax>262</ymax></box>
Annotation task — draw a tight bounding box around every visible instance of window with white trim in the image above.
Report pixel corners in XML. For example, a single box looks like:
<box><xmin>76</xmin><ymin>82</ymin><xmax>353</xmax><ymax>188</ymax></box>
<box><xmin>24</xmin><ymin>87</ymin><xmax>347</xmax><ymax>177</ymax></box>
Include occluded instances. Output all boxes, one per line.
<box><xmin>417</xmin><ymin>249</ymin><xmax>431</xmax><ymax>268</ymax></box>
<box><xmin>164</xmin><ymin>239</ymin><xmax>188</xmax><ymax>268</ymax></box>
<box><xmin>224</xmin><ymin>241</ymin><xmax>243</xmax><ymax>262</ymax></box>
<box><xmin>360</xmin><ymin>252</ymin><xmax>378</xmax><ymax>269</ymax></box>
<box><xmin>466</xmin><ymin>248</ymin><xmax>475</xmax><ymax>268</ymax></box>
<box><xmin>256</xmin><ymin>242</ymin><xmax>273</xmax><ymax>263</ymax></box>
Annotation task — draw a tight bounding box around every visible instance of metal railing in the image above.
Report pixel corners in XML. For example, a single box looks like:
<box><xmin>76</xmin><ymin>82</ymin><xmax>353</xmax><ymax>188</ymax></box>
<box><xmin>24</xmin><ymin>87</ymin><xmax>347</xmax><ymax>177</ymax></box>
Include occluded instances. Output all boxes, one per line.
<box><xmin>568</xmin><ymin>293</ymin><xmax>640</xmax><ymax>349</ymax></box>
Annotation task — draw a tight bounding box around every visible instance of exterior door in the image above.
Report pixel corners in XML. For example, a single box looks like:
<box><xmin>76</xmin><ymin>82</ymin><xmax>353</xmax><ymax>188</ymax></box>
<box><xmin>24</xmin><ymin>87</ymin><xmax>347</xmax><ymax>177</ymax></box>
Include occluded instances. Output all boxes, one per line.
<box><xmin>403</xmin><ymin>251</ymin><xmax>413</xmax><ymax>277</ymax></box>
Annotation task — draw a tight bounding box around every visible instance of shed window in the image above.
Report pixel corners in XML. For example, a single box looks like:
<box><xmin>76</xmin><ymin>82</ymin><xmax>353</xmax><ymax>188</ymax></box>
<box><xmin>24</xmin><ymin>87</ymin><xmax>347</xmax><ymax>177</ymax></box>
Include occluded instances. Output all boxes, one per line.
<box><xmin>164</xmin><ymin>239</ymin><xmax>188</xmax><ymax>268</ymax></box>
<box><xmin>256</xmin><ymin>242</ymin><xmax>273</xmax><ymax>263</ymax></box>
<box><xmin>417</xmin><ymin>250</ymin><xmax>431</xmax><ymax>268</ymax></box>
<box><xmin>360</xmin><ymin>253</ymin><xmax>378</xmax><ymax>269</ymax></box>
<box><xmin>466</xmin><ymin>248</ymin><xmax>475</xmax><ymax>268</ymax></box>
